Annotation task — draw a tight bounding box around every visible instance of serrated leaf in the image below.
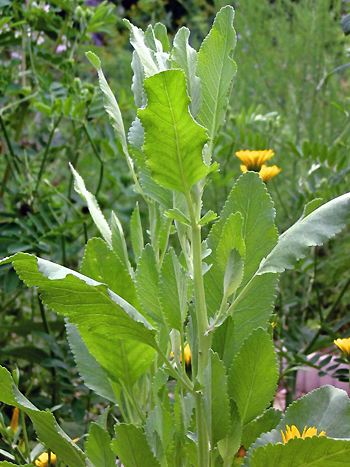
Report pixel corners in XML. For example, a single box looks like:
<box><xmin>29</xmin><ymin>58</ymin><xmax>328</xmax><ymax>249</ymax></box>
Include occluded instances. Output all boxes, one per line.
<box><xmin>248</xmin><ymin>437</ymin><xmax>350</xmax><ymax>467</ymax></box>
<box><xmin>86</xmin><ymin>423</ymin><xmax>115</xmax><ymax>467</ymax></box>
<box><xmin>211</xmin><ymin>351</ymin><xmax>231</xmax><ymax>445</ymax></box>
<box><xmin>258</xmin><ymin>192</ymin><xmax>350</xmax><ymax>274</ymax></box>
<box><xmin>242</xmin><ymin>408</ymin><xmax>282</xmax><ymax>449</ymax></box>
<box><xmin>138</xmin><ymin>69</ymin><xmax>209</xmax><ymax>193</ymax></box>
<box><xmin>164</xmin><ymin>208</ymin><xmax>190</xmax><ymax>226</ymax></box>
<box><xmin>135</xmin><ymin>245</ymin><xmax>163</xmax><ymax>325</ymax></box>
<box><xmin>66</xmin><ymin>323</ymin><xmax>118</xmax><ymax>403</ymax></box>
<box><xmin>299</xmin><ymin>197</ymin><xmax>324</xmax><ymax>220</ymax></box>
<box><xmin>159</xmin><ymin>249</ymin><xmax>188</xmax><ymax>331</ymax></box>
<box><xmin>70</xmin><ymin>164</ymin><xmax>112</xmax><ymax>245</ymax></box>
<box><xmin>171</xmin><ymin>27</ymin><xmax>201</xmax><ymax>116</ymax></box>
<box><xmin>112</xmin><ymin>424</ymin><xmax>160</xmax><ymax>467</ymax></box>
<box><xmin>0</xmin><ymin>254</ymin><xmax>157</xmax><ymax>386</ymax></box>
<box><xmin>130</xmin><ymin>203</ymin><xmax>144</xmax><ymax>261</ymax></box>
<box><xmin>145</xmin><ymin>403</ymin><xmax>174</xmax><ymax>463</ymax></box>
<box><xmin>197</xmin><ymin>5</ymin><xmax>237</xmax><ymax>149</ymax></box>
<box><xmin>131</xmin><ymin>52</ymin><xmax>145</xmax><ymax>108</ymax></box>
<box><xmin>198</xmin><ymin>210</ymin><xmax>217</xmax><ymax>226</ymax></box>
<box><xmin>110</xmin><ymin>212</ymin><xmax>133</xmax><ymax>276</ymax></box>
<box><xmin>228</xmin><ymin>328</ymin><xmax>278</xmax><ymax>425</ymax></box>
<box><xmin>0</xmin><ymin>366</ymin><xmax>86</xmax><ymax>466</ymax></box>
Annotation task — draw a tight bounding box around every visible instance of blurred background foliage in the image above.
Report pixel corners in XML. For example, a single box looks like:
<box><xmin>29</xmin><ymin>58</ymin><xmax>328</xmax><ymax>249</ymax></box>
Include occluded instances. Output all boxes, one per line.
<box><xmin>0</xmin><ymin>0</ymin><xmax>349</xmax><ymax>452</ymax></box>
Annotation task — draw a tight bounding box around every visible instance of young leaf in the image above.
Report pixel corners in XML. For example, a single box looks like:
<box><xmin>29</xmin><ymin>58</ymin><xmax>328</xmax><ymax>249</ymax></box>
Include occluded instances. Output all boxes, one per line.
<box><xmin>248</xmin><ymin>438</ymin><xmax>350</xmax><ymax>467</ymax></box>
<box><xmin>154</xmin><ymin>22</ymin><xmax>170</xmax><ymax>52</ymax></box>
<box><xmin>228</xmin><ymin>328</ymin><xmax>278</xmax><ymax>425</ymax></box>
<box><xmin>112</xmin><ymin>424</ymin><xmax>160</xmax><ymax>467</ymax></box>
<box><xmin>159</xmin><ymin>249</ymin><xmax>188</xmax><ymax>331</ymax></box>
<box><xmin>171</xmin><ymin>27</ymin><xmax>201</xmax><ymax>116</ymax></box>
<box><xmin>130</xmin><ymin>203</ymin><xmax>144</xmax><ymax>261</ymax></box>
<box><xmin>70</xmin><ymin>164</ymin><xmax>112</xmax><ymax>246</ymax></box>
<box><xmin>0</xmin><ymin>366</ymin><xmax>86</xmax><ymax>466</ymax></box>
<box><xmin>138</xmin><ymin>69</ymin><xmax>209</xmax><ymax>193</ymax></box>
<box><xmin>198</xmin><ymin>210</ymin><xmax>217</xmax><ymax>226</ymax></box>
<box><xmin>164</xmin><ymin>208</ymin><xmax>190</xmax><ymax>226</ymax></box>
<box><xmin>258</xmin><ymin>192</ymin><xmax>350</xmax><ymax>274</ymax></box>
<box><xmin>86</xmin><ymin>423</ymin><xmax>116</xmax><ymax>467</ymax></box>
<box><xmin>197</xmin><ymin>5</ymin><xmax>237</xmax><ymax>149</ymax></box>
<box><xmin>111</xmin><ymin>212</ymin><xmax>133</xmax><ymax>276</ymax></box>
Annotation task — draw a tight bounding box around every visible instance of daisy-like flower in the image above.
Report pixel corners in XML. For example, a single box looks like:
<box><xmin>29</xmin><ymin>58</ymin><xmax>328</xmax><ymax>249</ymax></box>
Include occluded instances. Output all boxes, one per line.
<box><xmin>240</xmin><ymin>164</ymin><xmax>281</xmax><ymax>182</ymax></box>
<box><xmin>235</xmin><ymin>149</ymin><xmax>275</xmax><ymax>171</ymax></box>
<box><xmin>35</xmin><ymin>452</ymin><xmax>57</xmax><ymax>467</ymax></box>
<box><xmin>280</xmin><ymin>425</ymin><xmax>326</xmax><ymax>444</ymax></box>
<box><xmin>334</xmin><ymin>337</ymin><xmax>350</xmax><ymax>357</ymax></box>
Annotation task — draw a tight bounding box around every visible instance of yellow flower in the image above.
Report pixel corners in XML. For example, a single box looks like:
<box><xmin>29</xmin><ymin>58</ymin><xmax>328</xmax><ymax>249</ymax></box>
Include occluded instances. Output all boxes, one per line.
<box><xmin>240</xmin><ymin>163</ymin><xmax>281</xmax><ymax>182</ymax></box>
<box><xmin>183</xmin><ymin>343</ymin><xmax>191</xmax><ymax>366</ymax></box>
<box><xmin>35</xmin><ymin>451</ymin><xmax>57</xmax><ymax>467</ymax></box>
<box><xmin>334</xmin><ymin>337</ymin><xmax>350</xmax><ymax>357</ymax></box>
<box><xmin>10</xmin><ymin>407</ymin><xmax>19</xmax><ymax>433</ymax></box>
<box><xmin>235</xmin><ymin>149</ymin><xmax>275</xmax><ymax>170</ymax></box>
<box><xmin>280</xmin><ymin>425</ymin><xmax>326</xmax><ymax>444</ymax></box>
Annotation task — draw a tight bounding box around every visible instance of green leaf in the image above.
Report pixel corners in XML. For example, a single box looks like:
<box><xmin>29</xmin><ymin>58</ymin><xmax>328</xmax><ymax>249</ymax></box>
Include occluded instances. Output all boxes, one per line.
<box><xmin>86</xmin><ymin>422</ymin><xmax>116</xmax><ymax>467</ymax></box>
<box><xmin>145</xmin><ymin>403</ymin><xmax>175</xmax><ymax>463</ymax></box>
<box><xmin>159</xmin><ymin>249</ymin><xmax>188</xmax><ymax>331</ymax></box>
<box><xmin>247</xmin><ymin>438</ymin><xmax>350</xmax><ymax>467</ymax></box>
<box><xmin>70</xmin><ymin>164</ymin><xmax>112</xmax><ymax>245</ymax></box>
<box><xmin>0</xmin><ymin>366</ymin><xmax>86</xmax><ymax>466</ymax></box>
<box><xmin>198</xmin><ymin>210</ymin><xmax>217</xmax><ymax>226</ymax></box>
<box><xmin>131</xmin><ymin>52</ymin><xmax>145</xmax><ymax>108</ymax></box>
<box><xmin>228</xmin><ymin>328</ymin><xmax>278</xmax><ymax>425</ymax></box>
<box><xmin>110</xmin><ymin>212</ymin><xmax>133</xmax><ymax>276</ymax></box>
<box><xmin>171</xmin><ymin>27</ymin><xmax>201</xmax><ymax>116</ymax></box>
<box><xmin>254</xmin><ymin>385</ymin><xmax>350</xmax><ymax>449</ymax></box>
<box><xmin>258</xmin><ymin>192</ymin><xmax>350</xmax><ymax>274</ymax></box>
<box><xmin>242</xmin><ymin>408</ymin><xmax>282</xmax><ymax>450</ymax></box>
<box><xmin>138</xmin><ymin>69</ymin><xmax>209</xmax><ymax>193</ymax></box>
<box><xmin>1</xmin><ymin>254</ymin><xmax>157</xmax><ymax>386</ymax></box>
<box><xmin>81</xmin><ymin>237</ymin><xmax>137</xmax><ymax>306</ymax></box>
<box><xmin>112</xmin><ymin>424</ymin><xmax>160</xmax><ymax>467</ymax></box>
<box><xmin>135</xmin><ymin>245</ymin><xmax>163</xmax><ymax>325</ymax></box>
<box><xmin>299</xmin><ymin>197</ymin><xmax>324</xmax><ymax>220</ymax></box>
<box><xmin>154</xmin><ymin>22</ymin><xmax>170</xmax><ymax>52</ymax></box>
<box><xmin>211</xmin><ymin>351</ymin><xmax>231</xmax><ymax>445</ymax></box>
<box><xmin>123</xmin><ymin>20</ymin><xmax>163</xmax><ymax>77</ymax></box>
<box><xmin>85</xmin><ymin>52</ymin><xmax>129</xmax><ymax>160</ymax></box>
<box><xmin>66</xmin><ymin>323</ymin><xmax>118</xmax><ymax>403</ymax></box>
<box><xmin>197</xmin><ymin>5</ymin><xmax>237</xmax><ymax>148</ymax></box>
<box><xmin>164</xmin><ymin>208</ymin><xmax>190</xmax><ymax>226</ymax></box>
<box><xmin>130</xmin><ymin>203</ymin><xmax>144</xmax><ymax>261</ymax></box>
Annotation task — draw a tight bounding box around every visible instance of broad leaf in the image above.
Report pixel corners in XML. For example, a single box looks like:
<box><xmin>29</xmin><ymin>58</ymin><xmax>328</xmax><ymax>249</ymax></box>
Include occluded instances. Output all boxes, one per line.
<box><xmin>86</xmin><ymin>423</ymin><xmax>115</xmax><ymax>467</ymax></box>
<box><xmin>0</xmin><ymin>254</ymin><xmax>157</xmax><ymax>386</ymax></box>
<box><xmin>247</xmin><ymin>437</ymin><xmax>350</xmax><ymax>467</ymax></box>
<box><xmin>138</xmin><ymin>69</ymin><xmax>209</xmax><ymax>193</ymax></box>
<box><xmin>258</xmin><ymin>192</ymin><xmax>350</xmax><ymax>274</ymax></box>
<box><xmin>242</xmin><ymin>408</ymin><xmax>282</xmax><ymax>450</ymax></box>
<box><xmin>70</xmin><ymin>164</ymin><xmax>112</xmax><ymax>246</ymax></box>
<box><xmin>0</xmin><ymin>366</ymin><xmax>86</xmax><ymax>467</ymax></box>
<box><xmin>197</xmin><ymin>6</ymin><xmax>237</xmax><ymax>149</ymax></box>
<box><xmin>211</xmin><ymin>351</ymin><xmax>231</xmax><ymax>445</ymax></box>
<box><xmin>228</xmin><ymin>328</ymin><xmax>278</xmax><ymax>425</ymax></box>
<box><xmin>171</xmin><ymin>27</ymin><xmax>201</xmax><ymax>116</ymax></box>
<box><xmin>112</xmin><ymin>424</ymin><xmax>160</xmax><ymax>467</ymax></box>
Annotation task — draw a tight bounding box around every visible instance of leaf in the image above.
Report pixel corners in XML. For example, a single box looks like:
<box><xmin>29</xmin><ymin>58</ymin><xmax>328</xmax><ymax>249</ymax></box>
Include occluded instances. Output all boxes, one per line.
<box><xmin>299</xmin><ymin>197</ymin><xmax>324</xmax><ymax>220</ymax></box>
<box><xmin>70</xmin><ymin>164</ymin><xmax>112</xmax><ymax>246</ymax></box>
<box><xmin>228</xmin><ymin>328</ymin><xmax>278</xmax><ymax>425</ymax></box>
<box><xmin>145</xmin><ymin>403</ymin><xmax>174</xmax><ymax>462</ymax></box>
<box><xmin>164</xmin><ymin>208</ymin><xmax>190</xmax><ymax>226</ymax></box>
<box><xmin>0</xmin><ymin>366</ymin><xmax>86</xmax><ymax>466</ymax></box>
<box><xmin>110</xmin><ymin>212</ymin><xmax>133</xmax><ymax>276</ymax></box>
<box><xmin>66</xmin><ymin>323</ymin><xmax>118</xmax><ymax>403</ymax></box>
<box><xmin>198</xmin><ymin>210</ymin><xmax>217</xmax><ymax>226</ymax></box>
<box><xmin>85</xmin><ymin>51</ymin><xmax>128</xmax><ymax>159</ymax></box>
<box><xmin>138</xmin><ymin>69</ymin><xmax>209</xmax><ymax>193</ymax></box>
<box><xmin>130</xmin><ymin>203</ymin><xmax>144</xmax><ymax>261</ymax></box>
<box><xmin>81</xmin><ymin>237</ymin><xmax>137</xmax><ymax>306</ymax></box>
<box><xmin>112</xmin><ymin>424</ymin><xmax>160</xmax><ymax>467</ymax></box>
<box><xmin>0</xmin><ymin>254</ymin><xmax>157</xmax><ymax>386</ymax></box>
<box><xmin>135</xmin><ymin>245</ymin><xmax>163</xmax><ymax>325</ymax></box>
<box><xmin>211</xmin><ymin>351</ymin><xmax>231</xmax><ymax>445</ymax></box>
<box><xmin>247</xmin><ymin>438</ymin><xmax>350</xmax><ymax>467</ymax></box>
<box><xmin>171</xmin><ymin>27</ymin><xmax>201</xmax><ymax>116</ymax></box>
<box><xmin>253</xmin><ymin>385</ymin><xmax>350</xmax><ymax>449</ymax></box>
<box><xmin>154</xmin><ymin>22</ymin><xmax>170</xmax><ymax>52</ymax></box>
<box><xmin>159</xmin><ymin>249</ymin><xmax>188</xmax><ymax>331</ymax></box>
<box><xmin>123</xmin><ymin>20</ymin><xmax>162</xmax><ymax>77</ymax></box>
<box><xmin>242</xmin><ymin>408</ymin><xmax>282</xmax><ymax>450</ymax></box>
<box><xmin>86</xmin><ymin>423</ymin><xmax>116</xmax><ymax>467</ymax></box>
<box><xmin>197</xmin><ymin>6</ymin><xmax>237</xmax><ymax>148</ymax></box>
<box><xmin>131</xmin><ymin>52</ymin><xmax>145</xmax><ymax>108</ymax></box>
<box><xmin>258</xmin><ymin>192</ymin><xmax>350</xmax><ymax>274</ymax></box>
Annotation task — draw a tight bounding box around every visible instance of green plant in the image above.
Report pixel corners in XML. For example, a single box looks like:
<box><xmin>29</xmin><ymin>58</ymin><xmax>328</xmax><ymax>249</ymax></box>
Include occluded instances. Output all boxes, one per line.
<box><xmin>1</xmin><ymin>6</ymin><xmax>350</xmax><ymax>466</ymax></box>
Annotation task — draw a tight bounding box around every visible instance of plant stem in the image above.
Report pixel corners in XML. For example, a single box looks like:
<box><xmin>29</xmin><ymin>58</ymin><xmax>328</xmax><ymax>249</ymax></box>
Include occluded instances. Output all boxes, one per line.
<box><xmin>20</xmin><ymin>412</ymin><xmax>30</xmax><ymax>461</ymax></box>
<box><xmin>186</xmin><ymin>190</ymin><xmax>211</xmax><ymax>466</ymax></box>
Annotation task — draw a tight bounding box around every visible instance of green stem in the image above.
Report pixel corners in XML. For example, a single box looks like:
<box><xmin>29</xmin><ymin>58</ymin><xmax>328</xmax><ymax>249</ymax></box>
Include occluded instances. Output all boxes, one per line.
<box><xmin>20</xmin><ymin>412</ymin><xmax>30</xmax><ymax>461</ymax></box>
<box><xmin>186</xmin><ymin>190</ymin><xmax>211</xmax><ymax>467</ymax></box>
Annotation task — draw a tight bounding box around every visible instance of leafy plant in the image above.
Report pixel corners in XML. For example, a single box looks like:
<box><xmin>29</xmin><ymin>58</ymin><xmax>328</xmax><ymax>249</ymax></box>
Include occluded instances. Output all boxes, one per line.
<box><xmin>1</xmin><ymin>5</ymin><xmax>350</xmax><ymax>466</ymax></box>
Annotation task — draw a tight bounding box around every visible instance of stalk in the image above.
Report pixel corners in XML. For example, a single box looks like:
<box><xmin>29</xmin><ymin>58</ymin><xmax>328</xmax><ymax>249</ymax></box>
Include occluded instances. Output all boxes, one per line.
<box><xmin>186</xmin><ymin>191</ymin><xmax>211</xmax><ymax>466</ymax></box>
